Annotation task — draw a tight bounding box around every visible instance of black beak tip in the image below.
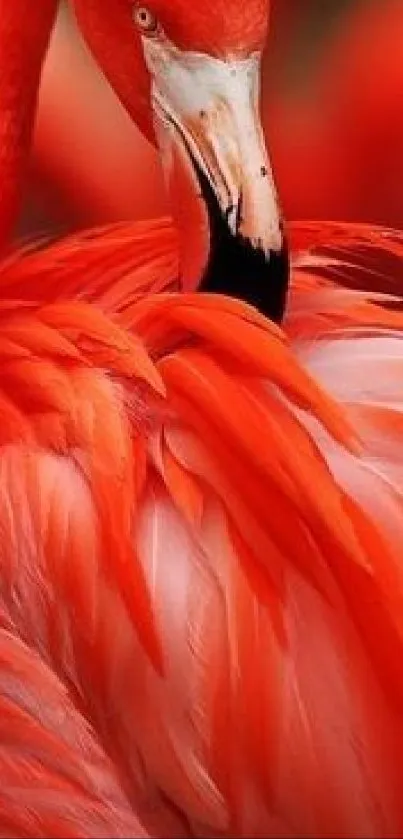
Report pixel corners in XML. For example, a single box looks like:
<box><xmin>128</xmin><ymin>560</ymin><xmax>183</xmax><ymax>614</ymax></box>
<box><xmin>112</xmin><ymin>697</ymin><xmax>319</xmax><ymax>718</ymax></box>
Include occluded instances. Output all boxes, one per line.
<box><xmin>196</xmin><ymin>160</ymin><xmax>290</xmax><ymax>323</ymax></box>
<box><xmin>239</xmin><ymin>238</ymin><xmax>290</xmax><ymax>323</ymax></box>
<box><xmin>201</xmin><ymin>232</ymin><xmax>290</xmax><ymax>324</ymax></box>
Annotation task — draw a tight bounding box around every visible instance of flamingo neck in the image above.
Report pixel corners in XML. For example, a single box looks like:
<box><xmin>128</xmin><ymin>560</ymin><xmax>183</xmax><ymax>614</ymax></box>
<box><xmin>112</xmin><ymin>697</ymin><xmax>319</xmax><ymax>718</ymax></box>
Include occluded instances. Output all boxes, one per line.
<box><xmin>0</xmin><ymin>0</ymin><xmax>58</xmax><ymax>253</ymax></box>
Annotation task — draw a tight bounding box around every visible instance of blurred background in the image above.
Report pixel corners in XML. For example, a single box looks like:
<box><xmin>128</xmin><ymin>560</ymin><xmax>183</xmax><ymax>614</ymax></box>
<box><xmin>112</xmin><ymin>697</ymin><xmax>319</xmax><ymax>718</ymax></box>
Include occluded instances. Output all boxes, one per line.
<box><xmin>21</xmin><ymin>0</ymin><xmax>403</xmax><ymax>239</ymax></box>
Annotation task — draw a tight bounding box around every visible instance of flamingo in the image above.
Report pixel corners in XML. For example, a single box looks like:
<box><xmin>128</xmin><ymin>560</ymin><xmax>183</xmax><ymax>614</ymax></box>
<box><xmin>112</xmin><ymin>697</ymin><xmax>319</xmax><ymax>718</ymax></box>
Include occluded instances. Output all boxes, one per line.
<box><xmin>2</xmin><ymin>0</ymin><xmax>403</xmax><ymax>836</ymax></box>
<box><xmin>32</xmin><ymin>1</ymin><xmax>403</xmax><ymax>233</ymax></box>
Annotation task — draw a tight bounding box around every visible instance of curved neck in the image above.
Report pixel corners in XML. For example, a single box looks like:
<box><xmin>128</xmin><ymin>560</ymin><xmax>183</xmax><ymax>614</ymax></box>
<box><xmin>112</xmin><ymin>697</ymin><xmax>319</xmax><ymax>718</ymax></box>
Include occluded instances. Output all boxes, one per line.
<box><xmin>0</xmin><ymin>0</ymin><xmax>58</xmax><ymax>253</ymax></box>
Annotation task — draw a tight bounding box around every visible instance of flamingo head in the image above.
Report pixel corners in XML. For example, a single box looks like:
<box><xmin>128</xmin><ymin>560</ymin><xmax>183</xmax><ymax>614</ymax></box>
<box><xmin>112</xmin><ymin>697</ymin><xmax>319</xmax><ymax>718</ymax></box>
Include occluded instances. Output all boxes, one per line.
<box><xmin>73</xmin><ymin>0</ymin><xmax>289</xmax><ymax>321</ymax></box>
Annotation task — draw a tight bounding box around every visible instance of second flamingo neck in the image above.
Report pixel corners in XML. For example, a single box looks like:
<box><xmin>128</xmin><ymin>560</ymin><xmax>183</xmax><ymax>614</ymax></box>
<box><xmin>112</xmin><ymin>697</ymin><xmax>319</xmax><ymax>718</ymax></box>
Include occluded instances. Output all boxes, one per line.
<box><xmin>0</xmin><ymin>0</ymin><xmax>58</xmax><ymax>253</ymax></box>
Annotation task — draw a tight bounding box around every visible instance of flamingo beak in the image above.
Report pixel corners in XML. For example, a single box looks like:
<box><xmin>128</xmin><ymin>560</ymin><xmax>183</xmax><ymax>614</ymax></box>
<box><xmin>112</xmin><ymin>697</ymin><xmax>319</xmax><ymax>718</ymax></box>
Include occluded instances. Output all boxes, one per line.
<box><xmin>141</xmin><ymin>37</ymin><xmax>288</xmax><ymax>320</ymax></box>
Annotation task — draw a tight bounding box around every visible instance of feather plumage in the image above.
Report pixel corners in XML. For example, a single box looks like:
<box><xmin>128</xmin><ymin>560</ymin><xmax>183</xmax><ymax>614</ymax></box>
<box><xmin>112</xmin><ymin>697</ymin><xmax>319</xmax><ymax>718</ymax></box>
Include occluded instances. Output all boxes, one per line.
<box><xmin>1</xmin><ymin>221</ymin><xmax>403</xmax><ymax>835</ymax></box>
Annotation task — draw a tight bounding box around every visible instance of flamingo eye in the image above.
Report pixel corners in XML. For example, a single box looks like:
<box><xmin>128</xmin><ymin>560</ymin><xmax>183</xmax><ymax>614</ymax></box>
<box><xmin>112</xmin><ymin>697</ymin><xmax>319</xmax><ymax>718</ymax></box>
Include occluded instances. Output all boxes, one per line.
<box><xmin>133</xmin><ymin>5</ymin><xmax>160</xmax><ymax>36</ymax></box>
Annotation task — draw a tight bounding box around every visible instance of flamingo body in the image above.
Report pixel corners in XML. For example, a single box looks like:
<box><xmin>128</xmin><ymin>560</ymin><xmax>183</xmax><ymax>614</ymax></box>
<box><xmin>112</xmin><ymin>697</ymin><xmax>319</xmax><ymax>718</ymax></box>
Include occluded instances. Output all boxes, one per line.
<box><xmin>0</xmin><ymin>219</ymin><xmax>403</xmax><ymax>836</ymax></box>
<box><xmin>1</xmin><ymin>0</ymin><xmax>403</xmax><ymax>836</ymax></box>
